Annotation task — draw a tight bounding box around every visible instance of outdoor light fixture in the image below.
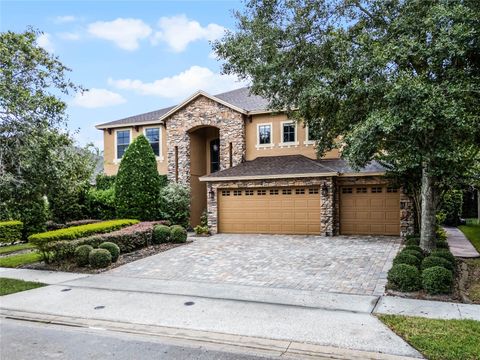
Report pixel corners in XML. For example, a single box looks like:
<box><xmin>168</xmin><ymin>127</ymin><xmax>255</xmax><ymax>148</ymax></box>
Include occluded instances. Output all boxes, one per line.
<box><xmin>209</xmin><ymin>188</ymin><xmax>215</xmax><ymax>199</ymax></box>
<box><xmin>321</xmin><ymin>182</ymin><xmax>329</xmax><ymax>196</ymax></box>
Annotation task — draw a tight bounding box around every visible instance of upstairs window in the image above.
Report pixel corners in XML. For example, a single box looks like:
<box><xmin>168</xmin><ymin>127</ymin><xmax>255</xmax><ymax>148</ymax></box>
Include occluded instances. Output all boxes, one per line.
<box><xmin>282</xmin><ymin>122</ymin><xmax>296</xmax><ymax>143</ymax></box>
<box><xmin>116</xmin><ymin>130</ymin><xmax>130</xmax><ymax>159</ymax></box>
<box><xmin>144</xmin><ymin>127</ymin><xmax>160</xmax><ymax>157</ymax></box>
<box><xmin>258</xmin><ymin>124</ymin><xmax>272</xmax><ymax>145</ymax></box>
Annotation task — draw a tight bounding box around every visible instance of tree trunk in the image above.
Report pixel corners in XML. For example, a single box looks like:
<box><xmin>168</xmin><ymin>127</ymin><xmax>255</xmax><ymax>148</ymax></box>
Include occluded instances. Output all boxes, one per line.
<box><xmin>420</xmin><ymin>164</ymin><xmax>436</xmax><ymax>251</ymax></box>
<box><xmin>477</xmin><ymin>188</ymin><xmax>479</xmax><ymax>223</ymax></box>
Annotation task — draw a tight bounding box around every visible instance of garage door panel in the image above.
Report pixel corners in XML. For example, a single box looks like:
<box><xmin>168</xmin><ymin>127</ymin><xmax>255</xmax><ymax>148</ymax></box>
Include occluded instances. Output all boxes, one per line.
<box><xmin>219</xmin><ymin>187</ymin><xmax>321</xmax><ymax>235</ymax></box>
<box><xmin>340</xmin><ymin>185</ymin><xmax>400</xmax><ymax>236</ymax></box>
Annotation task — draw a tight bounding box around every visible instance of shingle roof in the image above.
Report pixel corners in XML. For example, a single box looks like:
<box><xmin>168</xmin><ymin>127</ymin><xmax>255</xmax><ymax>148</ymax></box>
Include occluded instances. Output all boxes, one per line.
<box><xmin>200</xmin><ymin>155</ymin><xmax>386</xmax><ymax>181</ymax></box>
<box><xmin>96</xmin><ymin>87</ymin><xmax>270</xmax><ymax>129</ymax></box>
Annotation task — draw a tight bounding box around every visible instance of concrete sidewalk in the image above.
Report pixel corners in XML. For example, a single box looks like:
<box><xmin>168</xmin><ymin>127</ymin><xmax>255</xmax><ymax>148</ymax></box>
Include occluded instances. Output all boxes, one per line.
<box><xmin>444</xmin><ymin>226</ymin><xmax>480</xmax><ymax>258</ymax></box>
<box><xmin>0</xmin><ymin>268</ymin><xmax>88</xmax><ymax>284</ymax></box>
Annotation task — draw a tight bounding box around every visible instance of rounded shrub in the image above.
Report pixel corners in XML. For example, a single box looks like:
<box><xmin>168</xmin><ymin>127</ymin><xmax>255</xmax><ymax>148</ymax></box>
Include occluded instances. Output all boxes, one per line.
<box><xmin>98</xmin><ymin>242</ymin><xmax>120</xmax><ymax>262</ymax></box>
<box><xmin>405</xmin><ymin>236</ymin><xmax>420</xmax><ymax>246</ymax></box>
<box><xmin>430</xmin><ymin>249</ymin><xmax>456</xmax><ymax>266</ymax></box>
<box><xmin>436</xmin><ymin>241</ymin><xmax>449</xmax><ymax>249</ymax></box>
<box><xmin>393</xmin><ymin>252</ymin><xmax>421</xmax><ymax>268</ymax></box>
<box><xmin>74</xmin><ymin>245</ymin><xmax>93</xmax><ymax>266</ymax></box>
<box><xmin>387</xmin><ymin>264</ymin><xmax>421</xmax><ymax>292</ymax></box>
<box><xmin>153</xmin><ymin>224</ymin><xmax>171</xmax><ymax>244</ymax></box>
<box><xmin>401</xmin><ymin>249</ymin><xmax>424</xmax><ymax>261</ymax></box>
<box><xmin>88</xmin><ymin>248</ymin><xmax>112</xmax><ymax>268</ymax></box>
<box><xmin>421</xmin><ymin>256</ymin><xmax>454</xmax><ymax>271</ymax></box>
<box><xmin>422</xmin><ymin>266</ymin><xmax>453</xmax><ymax>295</ymax></box>
<box><xmin>403</xmin><ymin>245</ymin><xmax>423</xmax><ymax>254</ymax></box>
<box><xmin>170</xmin><ymin>225</ymin><xmax>187</xmax><ymax>243</ymax></box>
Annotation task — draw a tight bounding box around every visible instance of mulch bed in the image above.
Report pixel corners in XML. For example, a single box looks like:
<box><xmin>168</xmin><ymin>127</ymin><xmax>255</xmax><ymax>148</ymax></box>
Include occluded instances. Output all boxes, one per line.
<box><xmin>23</xmin><ymin>241</ymin><xmax>192</xmax><ymax>274</ymax></box>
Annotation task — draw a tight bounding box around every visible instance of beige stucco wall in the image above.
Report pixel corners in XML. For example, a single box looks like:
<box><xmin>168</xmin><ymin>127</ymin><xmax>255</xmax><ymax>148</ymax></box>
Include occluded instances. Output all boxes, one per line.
<box><xmin>102</xmin><ymin>124</ymin><xmax>168</xmax><ymax>176</ymax></box>
<box><xmin>245</xmin><ymin>113</ymin><xmax>339</xmax><ymax>160</ymax></box>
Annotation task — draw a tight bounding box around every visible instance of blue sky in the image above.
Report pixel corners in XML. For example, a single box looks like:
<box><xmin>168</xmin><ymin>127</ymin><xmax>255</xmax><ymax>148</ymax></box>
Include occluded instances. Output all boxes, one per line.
<box><xmin>1</xmin><ymin>0</ymin><xmax>246</xmax><ymax>150</ymax></box>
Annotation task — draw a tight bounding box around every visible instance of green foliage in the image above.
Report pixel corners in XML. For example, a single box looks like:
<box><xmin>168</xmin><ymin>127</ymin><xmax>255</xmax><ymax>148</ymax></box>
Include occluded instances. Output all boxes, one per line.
<box><xmin>74</xmin><ymin>245</ymin><xmax>93</xmax><ymax>266</ymax></box>
<box><xmin>0</xmin><ymin>30</ymin><xmax>92</xmax><ymax>236</ymax></box>
<box><xmin>159</xmin><ymin>183</ymin><xmax>190</xmax><ymax>227</ymax></box>
<box><xmin>115</xmin><ymin>135</ymin><xmax>162</xmax><ymax>220</ymax></box>
<box><xmin>405</xmin><ymin>236</ymin><xmax>420</xmax><ymax>246</ymax></box>
<box><xmin>439</xmin><ymin>190</ymin><xmax>464</xmax><ymax>226</ymax></box>
<box><xmin>88</xmin><ymin>248</ymin><xmax>111</xmax><ymax>268</ymax></box>
<box><xmin>393</xmin><ymin>253</ymin><xmax>421</xmax><ymax>269</ymax></box>
<box><xmin>0</xmin><ymin>221</ymin><xmax>23</xmax><ymax>243</ymax></box>
<box><xmin>435</xmin><ymin>227</ymin><xmax>448</xmax><ymax>242</ymax></box>
<box><xmin>430</xmin><ymin>249</ymin><xmax>456</xmax><ymax>266</ymax></box>
<box><xmin>421</xmin><ymin>256</ymin><xmax>454</xmax><ymax>271</ymax></box>
<box><xmin>158</xmin><ymin>175</ymin><xmax>168</xmax><ymax>188</ymax></box>
<box><xmin>152</xmin><ymin>224</ymin><xmax>170</xmax><ymax>244</ymax></box>
<box><xmin>85</xmin><ymin>187</ymin><xmax>116</xmax><ymax>220</ymax></box>
<box><xmin>95</xmin><ymin>174</ymin><xmax>116</xmax><ymax>190</ymax></box>
<box><xmin>422</xmin><ymin>266</ymin><xmax>453</xmax><ymax>295</ymax></box>
<box><xmin>98</xmin><ymin>242</ymin><xmax>120</xmax><ymax>262</ymax></box>
<box><xmin>170</xmin><ymin>225</ymin><xmax>187</xmax><ymax>243</ymax></box>
<box><xmin>194</xmin><ymin>225</ymin><xmax>209</xmax><ymax>235</ymax></box>
<box><xmin>200</xmin><ymin>210</ymin><xmax>208</xmax><ymax>227</ymax></box>
<box><xmin>401</xmin><ymin>249</ymin><xmax>424</xmax><ymax>261</ymax></box>
<box><xmin>215</xmin><ymin>0</ymin><xmax>480</xmax><ymax>251</ymax></box>
<box><xmin>28</xmin><ymin>219</ymin><xmax>137</xmax><ymax>247</ymax></box>
<box><xmin>403</xmin><ymin>245</ymin><xmax>424</xmax><ymax>254</ymax></box>
<box><xmin>388</xmin><ymin>264</ymin><xmax>421</xmax><ymax>292</ymax></box>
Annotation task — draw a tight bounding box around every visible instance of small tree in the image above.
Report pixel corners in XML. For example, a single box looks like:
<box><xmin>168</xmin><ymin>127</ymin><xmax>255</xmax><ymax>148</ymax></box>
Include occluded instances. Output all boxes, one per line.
<box><xmin>115</xmin><ymin>135</ymin><xmax>161</xmax><ymax>220</ymax></box>
<box><xmin>159</xmin><ymin>183</ymin><xmax>190</xmax><ymax>227</ymax></box>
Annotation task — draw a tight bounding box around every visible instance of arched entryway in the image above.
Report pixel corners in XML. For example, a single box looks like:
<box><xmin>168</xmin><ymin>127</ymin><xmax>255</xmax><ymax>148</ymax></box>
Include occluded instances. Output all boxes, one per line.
<box><xmin>189</xmin><ymin>125</ymin><xmax>220</xmax><ymax>226</ymax></box>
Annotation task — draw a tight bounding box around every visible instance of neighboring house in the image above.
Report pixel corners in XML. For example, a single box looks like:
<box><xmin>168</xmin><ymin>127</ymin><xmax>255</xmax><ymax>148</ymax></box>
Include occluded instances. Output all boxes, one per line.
<box><xmin>96</xmin><ymin>87</ymin><xmax>414</xmax><ymax>237</ymax></box>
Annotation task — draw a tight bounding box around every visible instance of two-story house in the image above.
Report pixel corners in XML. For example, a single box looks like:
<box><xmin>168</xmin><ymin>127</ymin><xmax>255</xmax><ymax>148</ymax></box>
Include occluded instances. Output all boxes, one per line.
<box><xmin>96</xmin><ymin>87</ymin><xmax>414</xmax><ymax>237</ymax></box>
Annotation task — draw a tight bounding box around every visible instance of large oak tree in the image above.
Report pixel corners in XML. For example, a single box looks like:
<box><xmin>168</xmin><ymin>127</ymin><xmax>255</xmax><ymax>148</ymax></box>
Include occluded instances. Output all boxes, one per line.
<box><xmin>214</xmin><ymin>0</ymin><xmax>480</xmax><ymax>250</ymax></box>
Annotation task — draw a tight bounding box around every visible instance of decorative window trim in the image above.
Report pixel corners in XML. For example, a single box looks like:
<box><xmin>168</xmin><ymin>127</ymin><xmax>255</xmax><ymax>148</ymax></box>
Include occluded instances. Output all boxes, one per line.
<box><xmin>279</xmin><ymin>120</ymin><xmax>298</xmax><ymax>147</ymax></box>
<box><xmin>304</xmin><ymin>125</ymin><xmax>316</xmax><ymax>146</ymax></box>
<box><xmin>143</xmin><ymin>126</ymin><xmax>164</xmax><ymax>161</ymax></box>
<box><xmin>114</xmin><ymin>128</ymin><xmax>132</xmax><ymax>163</ymax></box>
<box><xmin>256</xmin><ymin>122</ymin><xmax>274</xmax><ymax>149</ymax></box>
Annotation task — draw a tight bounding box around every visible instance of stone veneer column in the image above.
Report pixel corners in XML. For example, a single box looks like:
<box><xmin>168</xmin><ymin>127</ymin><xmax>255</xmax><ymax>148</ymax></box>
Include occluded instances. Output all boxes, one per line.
<box><xmin>400</xmin><ymin>191</ymin><xmax>415</xmax><ymax>238</ymax></box>
<box><xmin>320</xmin><ymin>177</ymin><xmax>335</xmax><ymax>236</ymax></box>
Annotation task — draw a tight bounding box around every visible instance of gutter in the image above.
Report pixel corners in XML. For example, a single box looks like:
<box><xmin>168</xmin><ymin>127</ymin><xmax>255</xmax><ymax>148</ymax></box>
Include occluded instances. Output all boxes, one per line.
<box><xmin>199</xmin><ymin>172</ymin><xmax>338</xmax><ymax>182</ymax></box>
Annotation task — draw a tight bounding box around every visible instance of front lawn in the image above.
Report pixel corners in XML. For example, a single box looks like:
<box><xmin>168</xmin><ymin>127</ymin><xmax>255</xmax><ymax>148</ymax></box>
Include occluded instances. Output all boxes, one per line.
<box><xmin>0</xmin><ymin>278</ymin><xmax>45</xmax><ymax>296</ymax></box>
<box><xmin>0</xmin><ymin>252</ymin><xmax>42</xmax><ymax>268</ymax></box>
<box><xmin>0</xmin><ymin>243</ymin><xmax>35</xmax><ymax>255</ymax></box>
<box><xmin>379</xmin><ymin>314</ymin><xmax>480</xmax><ymax>360</ymax></box>
<box><xmin>458</xmin><ymin>222</ymin><xmax>480</xmax><ymax>253</ymax></box>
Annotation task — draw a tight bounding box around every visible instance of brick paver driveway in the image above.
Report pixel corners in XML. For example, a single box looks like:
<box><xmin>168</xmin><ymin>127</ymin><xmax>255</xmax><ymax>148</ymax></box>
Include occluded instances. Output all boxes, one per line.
<box><xmin>109</xmin><ymin>234</ymin><xmax>402</xmax><ymax>296</ymax></box>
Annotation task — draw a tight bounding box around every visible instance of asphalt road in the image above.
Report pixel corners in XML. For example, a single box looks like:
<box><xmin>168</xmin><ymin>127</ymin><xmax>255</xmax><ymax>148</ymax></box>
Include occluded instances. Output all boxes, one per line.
<box><xmin>0</xmin><ymin>318</ymin><xmax>276</xmax><ymax>360</ymax></box>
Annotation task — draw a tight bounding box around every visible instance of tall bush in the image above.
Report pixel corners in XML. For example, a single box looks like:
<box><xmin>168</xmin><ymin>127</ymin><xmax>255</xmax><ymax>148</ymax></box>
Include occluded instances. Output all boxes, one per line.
<box><xmin>115</xmin><ymin>135</ymin><xmax>162</xmax><ymax>220</ymax></box>
<box><xmin>438</xmin><ymin>190</ymin><xmax>464</xmax><ymax>226</ymax></box>
<box><xmin>85</xmin><ymin>187</ymin><xmax>116</xmax><ymax>219</ymax></box>
<box><xmin>95</xmin><ymin>174</ymin><xmax>116</xmax><ymax>190</ymax></box>
<box><xmin>159</xmin><ymin>183</ymin><xmax>190</xmax><ymax>227</ymax></box>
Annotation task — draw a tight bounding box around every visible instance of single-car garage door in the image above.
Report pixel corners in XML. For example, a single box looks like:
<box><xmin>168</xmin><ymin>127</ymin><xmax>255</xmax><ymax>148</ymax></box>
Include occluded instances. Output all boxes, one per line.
<box><xmin>218</xmin><ymin>187</ymin><xmax>321</xmax><ymax>234</ymax></box>
<box><xmin>340</xmin><ymin>185</ymin><xmax>400</xmax><ymax>236</ymax></box>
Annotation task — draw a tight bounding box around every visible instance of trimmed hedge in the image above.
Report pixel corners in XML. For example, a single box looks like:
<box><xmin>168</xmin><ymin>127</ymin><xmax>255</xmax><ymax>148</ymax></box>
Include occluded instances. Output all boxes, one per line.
<box><xmin>388</xmin><ymin>264</ymin><xmax>421</xmax><ymax>292</ymax></box>
<box><xmin>393</xmin><ymin>252</ymin><xmax>421</xmax><ymax>268</ymax></box>
<box><xmin>422</xmin><ymin>266</ymin><xmax>453</xmax><ymax>295</ymax></box>
<box><xmin>403</xmin><ymin>245</ymin><xmax>424</xmax><ymax>254</ymax></box>
<box><xmin>421</xmin><ymin>255</ymin><xmax>454</xmax><ymax>271</ymax></box>
<box><xmin>74</xmin><ymin>245</ymin><xmax>93</xmax><ymax>266</ymax></box>
<box><xmin>153</xmin><ymin>224</ymin><xmax>170</xmax><ymax>244</ymax></box>
<box><xmin>29</xmin><ymin>219</ymin><xmax>138</xmax><ymax>246</ymax></box>
<box><xmin>170</xmin><ymin>225</ymin><xmax>187</xmax><ymax>243</ymax></box>
<box><xmin>401</xmin><ymin>249</ymin><xmax>424</xmax><ymax>261</ymax></box>
<box><xmin>89</xmin><ymin>248</ymin><xmax>112</xmax><ymax>268</ymax></box>
<box><xmin>0</xmin><ymin>221</ymin><xmax>23</xmax><ymax>243</ymax></box>
<box><xmin>405</xmin><ymin>235</ymin><xmax>420</xmax><ymax>246</ymax></box>
<box><xmin>430</xmin><ymin>249</ymin><xmax>456</xmax><ymax>266</ymax></box>
<box><xmin>99</xmin><ymin>242</ymin><xmax>120</xmax><ymax>262</ymax></box>
<box><xmin>46</xmin><ymin>219</ymin><xmax>102</xmax><ymax>231</ymax></box>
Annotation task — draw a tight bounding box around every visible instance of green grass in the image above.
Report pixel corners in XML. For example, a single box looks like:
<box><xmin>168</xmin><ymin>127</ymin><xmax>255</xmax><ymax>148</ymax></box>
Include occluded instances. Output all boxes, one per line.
<box><xmin>458</xmin><ymin>223</ymin><xmax>480</xmax><ymax>253</ymax></box>
<box><xmin>0</xmin><ymin>243</ymin><xmax>35</xmax><ymax>255</ymax></box>
<box><xmin>0</xmin><ymin>277</ymin><xmax>45</xmax><ymax>296</ymax></box>
<box><xmin>379</xmin><ymin>315</ymin><xmax>480</xmax><ymax>360</ymax></box>
<box><xmin>0</xmin><ymin>252</ymin><xmax>42</xmax><ymax>268</ymax></box>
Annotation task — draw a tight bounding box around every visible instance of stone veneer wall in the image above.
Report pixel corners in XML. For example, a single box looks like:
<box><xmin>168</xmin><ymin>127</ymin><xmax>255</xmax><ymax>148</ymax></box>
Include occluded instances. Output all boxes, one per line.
<box><xmin>165</xmin><ymin>95</ymin><xmax>245</xmax><ymax>188</ymax></box>
<box><xmin>336</xmin><ymin>176</ymin><xmax>414</xmax><ymax>238</ymax></box>
<box><xmin>206</xmin><ymin>177</ymin><xmax>335</xmax><ymax>236</ymax></box>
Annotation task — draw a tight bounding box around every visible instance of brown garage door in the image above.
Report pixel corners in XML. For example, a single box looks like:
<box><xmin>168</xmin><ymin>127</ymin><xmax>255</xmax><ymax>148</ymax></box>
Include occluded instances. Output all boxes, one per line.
<box><xmin>340</xmin><ymin>185</ymin><xmax>400</xmax><ymax>235</ymax></box>
<box><xmin>218</xmin><ymin>187</ymin><xmax>321</xmax><ymax>234</ymax></box>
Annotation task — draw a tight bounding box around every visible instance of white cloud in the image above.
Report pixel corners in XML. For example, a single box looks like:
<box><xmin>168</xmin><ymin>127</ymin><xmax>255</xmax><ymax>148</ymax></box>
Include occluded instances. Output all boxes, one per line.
<box><xmin>54</xmin><ymin>15</ymin><xmax>77</xmax><ymax>23</ymax></box>
<box><xmin>72</xmin><ymin>88</ymin><xmax>126</xmax><ymax>108</ymax></box>
<box><xmin>58</xmin><ymin>32</ymin><xmax>81</xmax><ymax>41</ymax></box>
<box><xmin>37</xmin><ymin>33</ymin><xmax>54</xmax><ymax>52</ymax></box>
<box><xmin>108</xmin><ymin>65</ymin><xmax>247</xmax><ymax>100</ymax></box>
<box><xmin>151</xmin><ymin>15</ymin><xmax>225</xmax><ymax>52</ymax></box>
<box><xmin>87</xmin><ymin>18</ymin><xmax>152</xmax><ymax>51</ymax></box>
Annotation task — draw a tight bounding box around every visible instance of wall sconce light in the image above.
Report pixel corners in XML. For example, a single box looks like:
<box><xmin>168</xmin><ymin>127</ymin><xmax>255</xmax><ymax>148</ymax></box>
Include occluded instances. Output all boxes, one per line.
<box><xmin>209</xmin><ymin>188</ymin><xmax>215</xmax><ymax>200</ymax></box>
<box><xmin>321</xmin><ymin>182</ymin><xmax>329</xmax><ymax>196</ymax></box>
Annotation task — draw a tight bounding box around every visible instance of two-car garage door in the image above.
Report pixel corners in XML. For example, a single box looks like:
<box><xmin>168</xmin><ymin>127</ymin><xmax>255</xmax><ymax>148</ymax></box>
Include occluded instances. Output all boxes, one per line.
<box><xmin>218</xmin><ymin>187</ymin><xmax>321</xmax><ymax>235</ymax></box>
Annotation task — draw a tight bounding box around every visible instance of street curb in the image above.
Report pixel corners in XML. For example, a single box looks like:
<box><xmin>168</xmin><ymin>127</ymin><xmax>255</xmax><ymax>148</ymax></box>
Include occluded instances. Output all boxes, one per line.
<box><xmin>1</xmin><ymin>309</ymin><xmax>422</xmax><ymax>360</ymax></box>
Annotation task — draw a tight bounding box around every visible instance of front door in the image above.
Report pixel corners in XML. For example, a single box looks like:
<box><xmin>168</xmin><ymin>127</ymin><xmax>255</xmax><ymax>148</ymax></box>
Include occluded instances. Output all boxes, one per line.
<box><xmin>210</xmin><ymin>138</ymin><xmax>220</xmax><ymax>173</ymax></box>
